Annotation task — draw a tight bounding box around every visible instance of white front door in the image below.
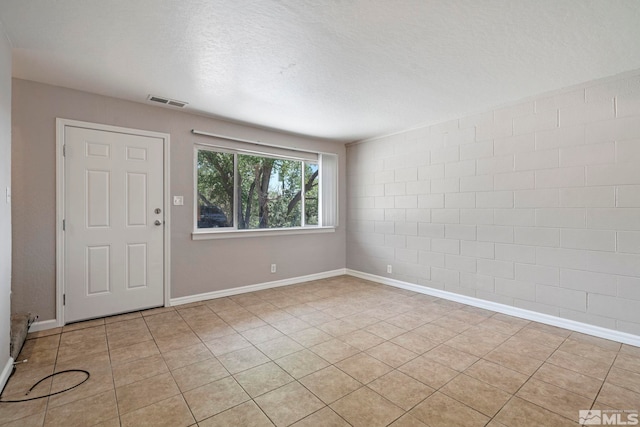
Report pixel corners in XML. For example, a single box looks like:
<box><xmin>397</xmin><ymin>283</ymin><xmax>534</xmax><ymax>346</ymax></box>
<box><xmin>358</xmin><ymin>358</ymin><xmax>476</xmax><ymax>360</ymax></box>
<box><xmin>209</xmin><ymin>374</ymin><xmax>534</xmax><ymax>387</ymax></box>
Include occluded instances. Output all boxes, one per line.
<box><xmin>64</xmin><ymin>126</ymin><xmax>165</xmax><ymax>322</ymax></box>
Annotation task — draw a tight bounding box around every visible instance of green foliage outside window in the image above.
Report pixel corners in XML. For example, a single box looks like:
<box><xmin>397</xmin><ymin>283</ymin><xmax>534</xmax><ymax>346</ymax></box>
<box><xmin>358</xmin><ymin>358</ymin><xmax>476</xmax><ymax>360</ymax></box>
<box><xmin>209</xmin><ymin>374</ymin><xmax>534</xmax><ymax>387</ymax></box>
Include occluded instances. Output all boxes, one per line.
<box><xmin>197</xmin><ymin>150</ymin><xmax>319</xmax><ymax>230</ymax></box>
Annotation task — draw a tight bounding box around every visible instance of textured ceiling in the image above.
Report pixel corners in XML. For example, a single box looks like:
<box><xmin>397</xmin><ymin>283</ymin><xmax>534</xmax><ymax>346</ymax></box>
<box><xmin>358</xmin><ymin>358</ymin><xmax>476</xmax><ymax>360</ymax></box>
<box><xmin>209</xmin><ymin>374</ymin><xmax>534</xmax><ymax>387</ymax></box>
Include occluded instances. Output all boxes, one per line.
<box><xmin>1</xmin><ymin>0</ymin><xmax>640</xmax><ymax>142</ymax></box>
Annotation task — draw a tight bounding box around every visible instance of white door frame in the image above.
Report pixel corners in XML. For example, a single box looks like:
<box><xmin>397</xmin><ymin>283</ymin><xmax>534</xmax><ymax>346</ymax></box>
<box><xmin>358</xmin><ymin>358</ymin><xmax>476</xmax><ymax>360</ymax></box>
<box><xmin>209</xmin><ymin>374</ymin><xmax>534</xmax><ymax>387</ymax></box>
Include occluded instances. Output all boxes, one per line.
<box><xmin>56</xmin><ymin>118</ymin><xmax>171</xmax><ymax>326</ymax></box>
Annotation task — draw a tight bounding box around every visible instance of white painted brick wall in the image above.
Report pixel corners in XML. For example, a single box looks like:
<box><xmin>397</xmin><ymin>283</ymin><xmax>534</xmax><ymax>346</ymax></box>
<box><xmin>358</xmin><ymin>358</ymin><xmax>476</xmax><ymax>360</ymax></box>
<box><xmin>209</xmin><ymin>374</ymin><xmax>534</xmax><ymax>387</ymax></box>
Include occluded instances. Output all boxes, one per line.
<box><xmin>346</xmin><ymin>71</ymin><xmax>640</xmax><ymax>336</ymax></box>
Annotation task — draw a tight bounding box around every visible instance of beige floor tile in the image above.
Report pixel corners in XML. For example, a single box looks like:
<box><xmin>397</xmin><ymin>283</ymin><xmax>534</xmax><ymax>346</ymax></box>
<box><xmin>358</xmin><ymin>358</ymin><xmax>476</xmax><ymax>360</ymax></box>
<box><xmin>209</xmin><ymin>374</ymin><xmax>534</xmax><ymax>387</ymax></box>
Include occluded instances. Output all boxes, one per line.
<box><xmin>183</xmin><ymin>376</ymin><xmax>250</xmax><ymax>422</ymax></box>
<box><xmin>112</xmin><ymin>354</ymin><xmax>168</xmax><ymax>387</ymax></box>
<box><xmin>596</xmin><ymin>382</ymin><xmax>640</xmax><ymax>409</ymax></box>
<box><xmin>55</xmin><ymin>350</ymin><xmax>111</xmax><ymax>373</ymax></box>
<box><xmin>421</xmin><ymin>344</ymin><xmax>478</xmax><ymax>371</ymax></box>
<box><xmin>558</xmin><ymin>339</ymin><xmax>618</xmax><ymax>365</ymax></box>
<box><xmin>335</xmin><ymin>352</ymin><xmax>393</xmax><ymax>384</ymax></box>
<box><xmin>298</xmin><ymin>311</ymin><xmax>336</xmax><ymax>326</ymax></box>
<box><xmin>140</xmin><ymin>306</ymin><xmax>176</xmax><ymax>317</ymax></box>
<box><xmin>255</xmin><ymin>381</ymin><xmax>325</xmax><ymax>427</ymax></box>
<box><xmin>546</xmin><ymin>349</ymin><xmax>611</xmax><ymax>380</ymax></box>
<box><xmin>104</xmin><ymin>311</ymin><xmax>142</xmax><ymax>324</ymax></box>
<box><xmin>233</xmin><ymin>362</ymin><xmax>294</xmax><ymax>397</ymax></box>
<box><xmin>310</xmin><ymin>339</ymin><xmax>359</xmax><ymax>364</ymax></box>
<box><xmin>516</xmin><ymin>378</ymin><xmax>593</xmax><ymax>421</ymax></box>
<box><xmin>569</xmin><ymin>332</ymin><xmax>621</xmax><ymax>352</ymax></box>
<box><xmin>217</xmin><ymin>346</ymin><xmax>270</xmax><ymax>374</ymax></box>
<box><xmin>494</xmin><ymin>396</ymin><xmax>577</xmax><ymax>427</ymax></box>
<box><xmin>271</xmin><ymin>317</ymin><xmax>311</xmax><ymax>335</ymax></box>
<box><xmin>62</xmin><ymin>318</ymin><xmax>105</xmax><ymax>333</ymax></box>
<box><xmin>204</xmin><ymin>333</ymin><xmax>252</xmax><ymax>356</ymax></box>
<box><xmin>514</xmin><ymin>327</ymin><xmax>566</xmax><ymax>349</ymax></box>
<box><xmin>532</xmin><ymin>362</ymin><xmax>603</xmax><ymax>399</ymax></box>
<box><xmin>369</xmin><ymin>370</ymin><xmax>434</xmax><ymax>411</ymax></box>
<box><xmin>115</xmin><ymin>372</ymin><xmax>180</xmax><ymax>414</ymax></box>
<box><xmin>318</xmin><ymin>319</ymin><xmax>360</xmax><ymax>337</ymax></box>
<box><xmin>364</xmin><ymin>321</ymin><xmax>407</xmax><ymax>340</ymax></box>
<box><xmin>154</xmin><ymin>331</ymin><xmax>202</xmax><ymax>353</ymax></box>
<box><xmin>48</xmin><ymin>366</ymin><xmax>114</xmax><ymax>408</ymax></box>
<box><xmin>107</xmin><ymin>328</ymin><xmax>154</xmax><ymax>350</ymax></box>
<box><xmin>614</xmin><ymin>352</ymin><xmax>640</xmax><ymax>374</ymax></box>
<box><xmin>44</xmin><ymin>389</ymin><xmax>118</xmax><ymax>427</ymax></box>
<box><xmin>330</xmin><ymin>387</ymin><xmax>404</xmax><ymax>427</ymax></box>
<box><xmin>409</xmin><ymin>392</ymin><xmax>489</xmax><ymax>427</ymax></box>
<box><xmin>390</xmin><ymin>332</ymin><xmax>438</xmax><ymax>354</ymax></box>
<box><xmin>192</xmin><ymin>323</ymin><xmax>237</xmax><ymax>342</ymax></box>
<box><xmin>606</xmin><ymin>366</ymin><xmax>640</xmax><ymax>394</ymax></box>
<box><xmin>299</xmin><ymin>366</ymin><xmax>362</xmax><ymax>404</ymax></box>
<box><xmin>385</xmin><ymin>312</ymin><xmax>430</xmax><ymax>330</ymax></box>
<box><xmin>446</xmin><ymin>329</ymin><xmax>508</xmax><ymax>357</ymax></box>
<box><xmin>340</xmin><ymin>312</ymin><xmax>381</xmax><ymax>329</ymax></box>
<box><xmin>199</xmin><ymin>400</ymin><xmax>274</xmax><ymax>427</ymax></box>
<box><xmin>440</xmin><ymin>374</ymin><xmax>511</xmax><ymax>417</ymax></box>
<box><xmin>477</xmin><ymin>317</ymin><xmax>524</xmax><ymax>336</ymax></box>
<box><xmin>120</xmin><ymin>394</ymin><xmax>195</xmax><ymax>427</ymax></box>
<box><xmin>256</xmin><ymin>336</ymin><xmax>304</xmax><ymax>360</ymax></box>
<box><xmin>524</xmin><ymin>322</ymin><xmax>572</xmax><ymax>338</ymax></box>
<box><xmin>398</xmin><ymin>355</ymin><xmax>459</xmax><ymax>389</ymax></box>
<box><xmin>60</xmin><ymin>325</ymin><xmax>106</xmax><ymax>347</ymax></box>
<box><xmin>412</xmin><ymin>323</ymin><xmax>458</xmax><ymax>343</ymax></box>
<box><xmin>389</xmin><ymin>413</ymin><xmax>429</xmax><ymax>427</ymax></box>
<box><xmin>109</xmin><ymin>340</ymin><xmax>160</xmax><ymax>366</ymax></box>
<box><xmin>484</xmin><ymin>348</ymin><xmax>544</xmax><ymax>376</ymax></box>
<box><xmin>27</xmin><ymin>328</ymin><xmax>62</xmax><ymax>340</ymax></box>
<box><xmin>0</xmin><ymin>393</ymin><xmax>48</xmax><ymax>424</ymax></box>
<box><xmin>241</xmin><ymin>325</ymin><xmax>285</xmax><ymax>345</ymax></box>
<box><xmin>291</xmin><ymin>407</ymin><xmax>349</xmax><ymax>427</ymax></box>
<box><xmin>1</xmin><ymin>363</ymin><xmax>54</xmax><ymax>397</ymax></box>
<box><xmin>275</xmin><ymin>349</ymin><xmax>330</xmax><ymax>379</ymax></box>
<box><xmin>463</xmin><ymin>359</ymin><xmax>528</xmax><ymax>394</ymax></box>
<box><xmin>338</xmin><ymin>330</ymin><xmax>385</xmax><ymax>351</ymax></box>
<box><xmin>288</xmin><ymin>327</ymin><xmax>333</xmax><ymax>347</ymax></box>
<box><xmin>430</xmin><ymin>316</ymin><xmax>474</xmax><ymax>334</ymax></box>
<box><xmin>172</xmin><ymin>357</ymin><xmax>230</xmax><ymax>392</ymax></box>
<box><xmin>162</xmin><ymin>342</ymin><xmax>214</xmax><ymax>370</ymax></box>
<box><xmin>205</xmin><ymin>297</ymin><xmax>241</xmax><ymax>313</ymax></box>
<box><xmin>621</xmin><ymin>344</ymin><xmax>640</xmax><ymax>357</ymax></box>
<box><xmin>0</xmin><ymin>412</ymin><xmax>46</xmax><ymax>427</ymax></box>
<box><xmin>495</xmin><ymin>336</ymin><xmax>556</xmax><ymax>362</ymax></box>
<box><xmin>227</xmin><ymin>315</ymin><xmax>269</xmax><ymax>332</ymax></box>
<box><xmin>366</xmin><ymin>342</ymin><xmax>418</xmax><ymax>368</ymax></box>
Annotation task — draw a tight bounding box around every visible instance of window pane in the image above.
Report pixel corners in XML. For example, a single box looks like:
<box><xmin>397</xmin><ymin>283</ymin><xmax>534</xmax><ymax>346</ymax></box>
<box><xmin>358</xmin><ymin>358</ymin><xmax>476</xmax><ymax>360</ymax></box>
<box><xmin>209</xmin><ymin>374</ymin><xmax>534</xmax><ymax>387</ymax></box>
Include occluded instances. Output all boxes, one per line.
<box><xmin>237</xmin><ymin>155</ymin><xmax>302</xmax><ymax>229</ymax></box>
<box><xmin>304</xmin><ymin>163</ymin><xmax>319</xmax><ymax>225</ymax></box>
<box><xmin>196</xmin><ymin>150</ymin><xmax>234</xmax><ymax>228</ymax></box>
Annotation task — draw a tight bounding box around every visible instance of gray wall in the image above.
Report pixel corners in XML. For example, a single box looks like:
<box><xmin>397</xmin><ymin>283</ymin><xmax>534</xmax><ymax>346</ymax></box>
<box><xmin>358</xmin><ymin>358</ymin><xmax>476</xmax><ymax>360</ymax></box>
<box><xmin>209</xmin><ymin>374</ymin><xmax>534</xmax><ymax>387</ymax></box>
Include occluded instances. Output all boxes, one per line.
<box><xmin>347</xmin><ymin>71</ymin><xmax>640</xmax><ymax>336</ymax></box>
<box><xmin>0</xmin><ymin>24</ymin><xmax>12</xmax><ymax>365</ymax></box>
<box><xmin>12</xmin><ymin>79</ymin><xmax>346</xmax><ymax>321</ymax></box>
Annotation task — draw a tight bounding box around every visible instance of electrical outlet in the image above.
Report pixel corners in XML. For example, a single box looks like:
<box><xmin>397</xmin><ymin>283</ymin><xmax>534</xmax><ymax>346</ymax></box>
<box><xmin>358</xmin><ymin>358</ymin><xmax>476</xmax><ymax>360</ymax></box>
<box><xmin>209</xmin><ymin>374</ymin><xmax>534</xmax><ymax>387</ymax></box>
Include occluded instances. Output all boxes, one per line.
<box><xmin>387</xmin><ymin>265</ymin><xmax>392</xmax><ymax>274</ymax></box>
<box><xmin>173</xmin><ymin>196</ymin><xmax>184</xmax><ymax>206</ymax></box>
<box><xmin>270</xmin><ymin>264</ymin><xmax>277</xmax><ymax>273</ymax></box>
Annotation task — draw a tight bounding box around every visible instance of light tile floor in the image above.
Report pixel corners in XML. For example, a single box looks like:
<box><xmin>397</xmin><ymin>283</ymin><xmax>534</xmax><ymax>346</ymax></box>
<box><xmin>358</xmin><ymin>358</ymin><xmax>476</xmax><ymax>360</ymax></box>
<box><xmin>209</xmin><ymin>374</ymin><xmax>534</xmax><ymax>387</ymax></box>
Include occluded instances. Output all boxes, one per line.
<box><xmin>2</xmin><ymin>276</ymin><xmax>639</xmax><ymax>426</ymax></box>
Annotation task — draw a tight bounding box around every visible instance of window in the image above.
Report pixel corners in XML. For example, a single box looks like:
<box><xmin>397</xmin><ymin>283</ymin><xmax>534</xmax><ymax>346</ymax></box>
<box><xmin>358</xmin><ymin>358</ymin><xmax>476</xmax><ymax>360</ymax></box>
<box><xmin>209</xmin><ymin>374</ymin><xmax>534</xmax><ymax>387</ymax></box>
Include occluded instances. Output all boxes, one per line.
<box><xmin>195</xmin><ymin>142</ymin><xmax>336</xmax><ymax>235</ymax></box>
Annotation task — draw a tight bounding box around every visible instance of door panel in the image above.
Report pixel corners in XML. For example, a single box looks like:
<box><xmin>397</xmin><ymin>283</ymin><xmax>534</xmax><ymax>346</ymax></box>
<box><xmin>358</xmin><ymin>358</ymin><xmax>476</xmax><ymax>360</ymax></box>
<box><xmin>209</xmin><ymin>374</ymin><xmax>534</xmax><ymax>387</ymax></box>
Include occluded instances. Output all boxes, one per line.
<box><xmin>65</xmin><ymin>126</ymin><xmax>164</xmax><ymax>322</ymax></box>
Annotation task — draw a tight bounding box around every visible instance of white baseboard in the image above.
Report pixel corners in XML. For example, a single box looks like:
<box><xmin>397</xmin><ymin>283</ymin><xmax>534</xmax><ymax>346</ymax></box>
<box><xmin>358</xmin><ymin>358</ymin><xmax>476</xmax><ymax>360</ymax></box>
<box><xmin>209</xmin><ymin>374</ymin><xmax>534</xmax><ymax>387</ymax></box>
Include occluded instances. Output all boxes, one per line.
<box><xmin>170</xmin><ymin>269</ymin><xmax>348</xmax><ymax>306</ymax></box>
<box><xmin>28</xmin><ymin>319</ymin><xmax>61</xmax><ymax>332</ymax></box>
<box><xmin>346</xmin><ymin>269</ymin><xmax>640</xmax><ymax>347</ymax></box>
<box><xmin>0</xmin><ymin>357</ymin><xmax>14</xmax><ymax>394</ymax></box>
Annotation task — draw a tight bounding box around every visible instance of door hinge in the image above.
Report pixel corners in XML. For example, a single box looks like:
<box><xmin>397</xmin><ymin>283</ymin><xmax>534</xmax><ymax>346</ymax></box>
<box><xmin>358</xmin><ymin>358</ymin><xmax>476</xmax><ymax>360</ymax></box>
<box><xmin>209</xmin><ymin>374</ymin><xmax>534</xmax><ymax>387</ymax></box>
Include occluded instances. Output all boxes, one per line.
<box><xmin>63</xmin><ymin>145</ymin><xmax>66</xmax><ymax>156</ymax></box>
<box><xmin>63</xmin><ymin>294</ymin><xmax>66</xmax><ymax>306</ymax></box>
<box><xmin>62</xmin><ymin>219</ymin><xmax>65</xmax><ymax>231</ymax></box>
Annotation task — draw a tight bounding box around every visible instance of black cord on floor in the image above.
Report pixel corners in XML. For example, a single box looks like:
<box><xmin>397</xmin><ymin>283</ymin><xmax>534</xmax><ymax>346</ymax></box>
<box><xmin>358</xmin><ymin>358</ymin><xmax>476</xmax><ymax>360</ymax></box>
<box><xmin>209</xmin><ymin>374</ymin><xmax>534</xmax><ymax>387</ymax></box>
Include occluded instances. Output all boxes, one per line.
<box><xmin>0</xmin><ymin>369</ymin><xmax>90</xmax><ymax>403</ymax></box>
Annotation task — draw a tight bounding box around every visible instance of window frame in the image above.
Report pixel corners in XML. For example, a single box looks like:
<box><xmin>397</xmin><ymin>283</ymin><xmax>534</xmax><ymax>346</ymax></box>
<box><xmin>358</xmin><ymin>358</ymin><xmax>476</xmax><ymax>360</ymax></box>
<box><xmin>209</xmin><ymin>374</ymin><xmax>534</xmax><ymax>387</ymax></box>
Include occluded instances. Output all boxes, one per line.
<box><xmin>192</xmin><ymin>143</ymin><xmax>336</xmax><ymax>240</ymax></box>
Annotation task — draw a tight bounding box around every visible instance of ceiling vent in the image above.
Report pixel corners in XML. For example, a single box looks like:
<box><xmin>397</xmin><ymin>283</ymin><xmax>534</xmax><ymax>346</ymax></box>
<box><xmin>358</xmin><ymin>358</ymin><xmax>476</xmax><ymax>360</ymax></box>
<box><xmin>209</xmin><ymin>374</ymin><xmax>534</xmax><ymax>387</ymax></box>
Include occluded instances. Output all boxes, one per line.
<box><xmin>147</xmin><ymin>95</ymin><xmax>188</xmax><ymax>108</ymax></box>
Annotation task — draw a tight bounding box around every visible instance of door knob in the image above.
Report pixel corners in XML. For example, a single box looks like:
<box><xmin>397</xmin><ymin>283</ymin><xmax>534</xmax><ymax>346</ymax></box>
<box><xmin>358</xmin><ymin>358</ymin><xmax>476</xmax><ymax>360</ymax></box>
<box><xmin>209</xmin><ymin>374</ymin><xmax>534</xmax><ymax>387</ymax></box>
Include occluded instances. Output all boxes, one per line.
<box><xmin>154</xmin><ymin>220</ymin><xmax>162</xmax><ymax>226</ymax></box>
<box><xmin>155</xmin><ymin>208</ymin><xmax>162</xmax><ymax>214</ymax></box>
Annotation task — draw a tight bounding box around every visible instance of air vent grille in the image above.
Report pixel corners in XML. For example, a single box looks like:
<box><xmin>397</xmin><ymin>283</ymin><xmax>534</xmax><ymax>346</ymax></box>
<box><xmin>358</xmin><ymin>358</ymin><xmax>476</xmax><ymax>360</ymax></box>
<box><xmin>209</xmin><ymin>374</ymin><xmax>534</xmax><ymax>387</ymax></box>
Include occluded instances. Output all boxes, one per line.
<box><xmin>147</xmin><ymin>95</ymin><xmax>188</xmax><ymax>108</ymax></box>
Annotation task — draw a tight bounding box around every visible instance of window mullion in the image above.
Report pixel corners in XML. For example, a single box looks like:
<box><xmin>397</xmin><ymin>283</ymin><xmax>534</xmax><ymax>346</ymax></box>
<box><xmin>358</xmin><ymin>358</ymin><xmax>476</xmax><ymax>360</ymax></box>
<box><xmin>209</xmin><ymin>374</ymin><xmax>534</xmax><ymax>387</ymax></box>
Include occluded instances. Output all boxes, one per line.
<box><xmin>233</xmin><ymin>152</ymin><xmax>238</xmax><ymax>230</ymax></box>
<box><xmin>301</xmin><ymin>161</ymin><xmax>306</xmax><ymax>227</ymax></box>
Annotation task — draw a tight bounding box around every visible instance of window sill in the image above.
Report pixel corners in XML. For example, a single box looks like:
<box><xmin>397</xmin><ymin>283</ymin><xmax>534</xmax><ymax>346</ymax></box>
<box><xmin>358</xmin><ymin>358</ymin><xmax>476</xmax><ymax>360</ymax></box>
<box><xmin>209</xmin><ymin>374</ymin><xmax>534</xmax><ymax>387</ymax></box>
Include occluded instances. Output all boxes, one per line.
<box><xmin>192</xmin><ymin>226</ymin><xmax>336</xmax><ymax>240</ymax></box>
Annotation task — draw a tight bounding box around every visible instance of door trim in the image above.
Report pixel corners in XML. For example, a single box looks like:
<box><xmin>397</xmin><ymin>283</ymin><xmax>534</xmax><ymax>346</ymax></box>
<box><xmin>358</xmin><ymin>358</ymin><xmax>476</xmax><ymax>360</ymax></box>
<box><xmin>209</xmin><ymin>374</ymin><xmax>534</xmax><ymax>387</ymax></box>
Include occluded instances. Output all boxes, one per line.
<box><xmin>56</xmin><ymin>118</ymin><xmax>171</xmax><ymax>326</ymax></box>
